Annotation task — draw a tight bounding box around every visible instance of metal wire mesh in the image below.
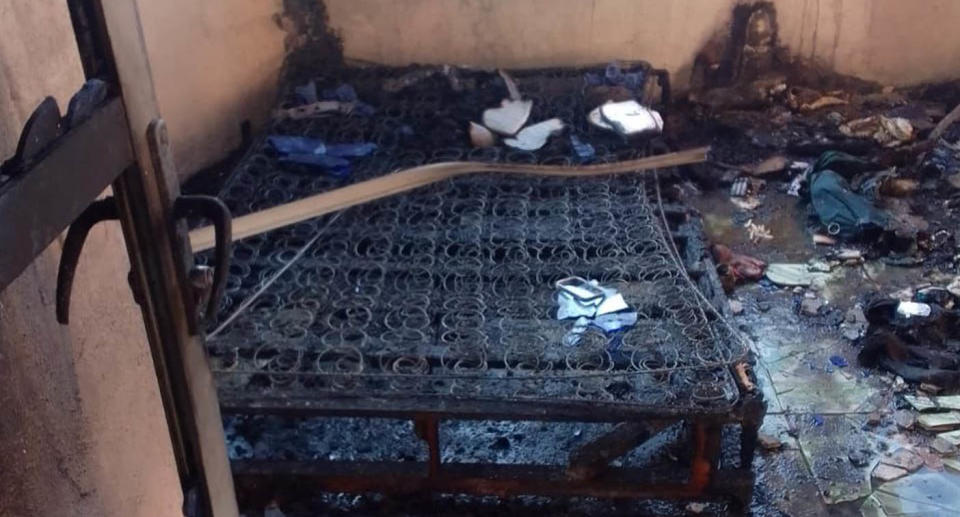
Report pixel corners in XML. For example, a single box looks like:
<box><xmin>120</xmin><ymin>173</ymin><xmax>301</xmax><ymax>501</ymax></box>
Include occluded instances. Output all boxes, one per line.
<box><xmin>204</xmin><ymin>64</ymin><xmax>745</xmax><ymax>412</ymax></box>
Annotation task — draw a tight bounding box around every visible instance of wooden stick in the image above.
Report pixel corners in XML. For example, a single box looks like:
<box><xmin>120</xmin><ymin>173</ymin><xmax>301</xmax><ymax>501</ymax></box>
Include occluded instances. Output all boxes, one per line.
<box><xmin>566</xmin><ymin>421</ymin><xmax>668</xmax><ymax>481</ymax></box>
<box><xmin>189</xmin><ymin>146</ymin><xmax>710</xmax><ymax>251</ymax></box>
<box><xmin>929</xmin><ymin>102</ymin><xmax>960</xmax><ymax>142</ymax></box>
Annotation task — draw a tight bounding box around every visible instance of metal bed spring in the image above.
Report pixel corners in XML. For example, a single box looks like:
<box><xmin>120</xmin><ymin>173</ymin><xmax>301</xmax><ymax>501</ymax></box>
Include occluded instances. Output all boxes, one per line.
<box><xmin>202</xmin><ymin>64</ymin><xmax>747</xmax><ymax>412</ymax></box>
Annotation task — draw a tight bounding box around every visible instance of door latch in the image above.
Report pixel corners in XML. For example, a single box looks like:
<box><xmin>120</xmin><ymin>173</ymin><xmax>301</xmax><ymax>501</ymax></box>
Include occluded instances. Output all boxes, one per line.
<box><xmin>56</xmin><ymin>194</ymin><xmax>232</xmax><ymax>331</ymax></box>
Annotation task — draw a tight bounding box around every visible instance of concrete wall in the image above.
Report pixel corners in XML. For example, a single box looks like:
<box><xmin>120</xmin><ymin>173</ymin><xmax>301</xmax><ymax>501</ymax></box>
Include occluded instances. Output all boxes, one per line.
<box><xmin>776</xmin><ymin>0</ymin><xmax>960</xmax><ymax>86</ymax></box>
<box><xmin>325</xmin><ymin>0</ymin><xmax>960</xmax><ymax>88</ymax></box>
<box><xmin>132</xmin><ymin>0</ymin><xmax>960</xmax><ymax>179</ymax></box>
<box><xmin>137</xmin><ymin>0</ymin><xmax>287</xmax><ymax>177</ymax></box>
<box><xmin>0</xmin><ymin>2</ymin><xmax>181</xmax><ymax>516</ymax></box>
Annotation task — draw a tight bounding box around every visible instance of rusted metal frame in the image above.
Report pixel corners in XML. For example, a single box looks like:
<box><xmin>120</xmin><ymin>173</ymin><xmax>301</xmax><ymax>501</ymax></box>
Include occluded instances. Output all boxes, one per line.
<box><xmin>0</xmin><ymin>98</ymin><xmax>132</xmax><ymax>292</ymax></box>
<box><xmin>77</xmin><ymin>0</ymin><xmax>239</xmax><ymax>514</ymax></box>
<box><xmin>218</xmin><ymin>393</ymin><xmax>743</xmax><ymax>422</ymax></box>
<box><xmin>232</xmin><ymin>460</ymin><xmax>754</xmax><ymax>504</ymax></box>
<box><xmin>66</xmin><ymin>0</ymin><xmax>117</xmax><ymax>83</ymax></box>
<box><xmin>736</xmin><ymin>382</ymin><xmax>765</xmax><ymax>472</ymax></box>
<box><xmin>55</xmin><ymin>199</ymin><xmax>121</xmax><ymax>324</ymax></box>
<box><xmin>110</xmin><ymin>145</ymin><xmax>235</xmax><ymax>517</ymax></box>
<box><xmin>110</xmin><ymin>168</ymin><xmax>196</xmax><ymax>478</ymax></box>
<box><xmin>110</xmin><ymin>118</ymin><xmax>238</xmax><ymax>517</ymax></box>
<box><xmin>688</xmin><ymin>421</ymin><xmax>724</xmax><ymax>494</ymax></box>
<box><xmin>566</xmin><ymin>420</ymin><xmax>669</xmax><ymax>481</ymax></box>
<box><xmin>413</xmin><ymin>414</ymin><xmax>442</xmax><ymax>477</ymax></box>
<box><xmin>228</xmin><ymin>411</ymin><xmax>748</xmax><ymax>504</ymax></box>
<box><xmin>729</xmin><ymin>357</ymin><xmax>765</xmax><ymax>471</ymax></box>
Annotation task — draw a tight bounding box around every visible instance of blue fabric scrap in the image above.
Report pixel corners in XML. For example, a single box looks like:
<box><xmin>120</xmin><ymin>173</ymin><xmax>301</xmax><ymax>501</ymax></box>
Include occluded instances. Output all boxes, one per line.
<box><xmin>294</xmin><ymin>81</ymin><xmax>318</xmax><ymax>105</ymax></box>
<box><xmin>569</xmin><ymin>135</ymin><xmax>595</xmax><ymax>163</ymax></box>
<box><xmin>829</xmin><ymin>355</ymin><xmax>849</xmax><ymax>368</ymax></box>
<box><xmin>267</xmin><ymin>136</ymin><xmax>376</xmax><ymax>178</ymax></box>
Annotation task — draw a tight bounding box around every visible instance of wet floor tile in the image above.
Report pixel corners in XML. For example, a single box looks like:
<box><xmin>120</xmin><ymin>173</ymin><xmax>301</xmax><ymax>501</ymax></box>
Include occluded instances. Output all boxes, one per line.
<box><xmin>752</xmin><ymin>449</ymin><xmax>831</xmax><ymax>516</ymax></box>
<box><xmin>759</xmin><ymin>414</ymin><xmax>799</xmax><ymax>450</ymax></box>
<box><xmin>794</xmin><ymin>414</ymin><xmax>881</xmax><ymax>504</ymax></box>
<box><xmin>860</xmin><ymin>468</ymin><xmax>960</xmax><ymax>516</ymax></box>
<box><xmin>765</xmin><ymin>349</ymin><xmax>881</xmax><ymax>414</ymax></box>
<box><xmin>755</xmin><ymin>363</ymin><xmax>785</xmax><ymax>413</ymax></box>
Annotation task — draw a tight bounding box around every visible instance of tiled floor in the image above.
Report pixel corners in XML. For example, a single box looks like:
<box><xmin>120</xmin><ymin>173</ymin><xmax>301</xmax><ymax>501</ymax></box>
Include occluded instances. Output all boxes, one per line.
<box><xmin>735</xmin><ymin>276</ymin><xmax>960</xmax><ymax>516</ymax></box>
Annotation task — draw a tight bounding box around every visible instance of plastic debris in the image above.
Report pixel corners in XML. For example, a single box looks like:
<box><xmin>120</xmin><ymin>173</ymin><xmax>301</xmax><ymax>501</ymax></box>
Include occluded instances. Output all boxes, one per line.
<box><xmin>382</xmin><ymin>65</ymin><xmax>468</xmax><ymax>93</ymax></box>
<box><xmin>588</xmin><ymin>100</ymin><xmax>663</xmax><ymax>136</ymax></box>
<box><xmin>273</xmin><ymin>100</ymin><xmax>354</xmax><ymax>120</ymax></box>
<box><xmin>858</xmin><ymin>292</ymin><xmax>960</xmax><ymax>387</ymax></box>
<box><xmin>840</xmin><ymin>305</ymin><xmax>867</xmax><ymax>340</ymax></box>
<box><xmin>787</xmin><ymin>164</ymin><xmax>811</xmax><ymax>197</ymax></box>
<box><xmin>592</xmin><ymin>311</ymin><xmax>638</xmax><ymax>333</ymax></box>
<box><xmin>896</xmin><ymin>301</ymin><xmax>931</xmax><ymax>318</ymax></box>
<box><xmin>728</xmin><ymin>299</ymin><xmax>744</xmax><ymax>314</ymax></box>
<box><xmin>949</xmin><ymin>173</ymin><xmax>960</xmax><ymax>189</ymax></box>
<box><xmin>556</xmin><ymin>277</ymin><xmax>604</xmax><ymax>301</ymax></box>
<box><xmin>731</xmin><ymin>196</ymin><xmax>761</xmax><ymax>211</ymax></box>
<box><xmin>569</xmin><ymin>135</ymin><xmax>595</xmax><ymax>163</ymax></box>
<box><xmin>744</xmin><ymin>219</ymin><xmax>773</xmax><ymax>242</ymax></box>
<box><xmin>730</xmin><ymin>177</ymin><xmax>748</xmax><ymax>197</ymax></box>
<box><xmin>830</xmin><ymin>248</ymin><xmax>864</xmax><ymax>264</ymax></box>
<box><xmin>556</xmin><ymin>277</ymin><xmax>637</xmax><ymax>341</ymax></box>
<box><xmin>323</xmin><ymin>83</ymin><xmax>358</xmax><ymax>103</ymax></box>
<box><xmin>294</xmin><ymin>80</ymin><xmax>318</xmax><ymax>105</ymax></box>
<box><xmin>765</xmin><ymin>263</ymin><xmax>825</xmax><ymax>287</ymax></box>
<box><xmin>288</xmin><ymin>81</ymin><xmax>375</xmax><ymax>117</ymax></box>
<box><xmin>498</xmin><ymin>69</ymin><xmax>522</xmax><ymax>102</ymax></box>
<box><xmin>921</xmin><ymin>383</ymin><xmax>944</xmax><ymax>394</ymax></box>
<box><xmin>741</xmin><ymin>155</ymin><xmax>790</xmax><ymax>176</ymax></box>
<box><xmin>839</xmin><ymin>115</ymin><xmax>913</xmax><ymax>147</ymax></box>
<box><xmin>915</xmin><ymin>287</ymin><xmax>957</xmax><ymax>310</ymax></box>
<box><xmin>504</xmin><ymin>118</ymin><xmax>564</xmax><ymax>151</ymax></box>
<box><xmin>483</xmin><ymin>99</ymin><xmax>533</xmax><ymax>136</ymax></box>
<box><xmin>829</xmin><ymin>355</ymin><xmax>848</xmax><ymax>368</ymax></box>
<box><xmin>948</xmin><ymin>276</ymin><xmax>960</xmax><ymax>298</ymax></box>
<box><xmin>264</xmin><ymin>502</ymin><xmax>287</xmax><ymax>517</ymax></box>
<box><xmin>469</xmin><ymin>122</ymin><xmax>496</xmax><ymax>148</ymax></box>
<box><xmin>64</xmin><ymin>79</ymin><xmax>108</xmax><ymax>129</ymax></box>
<box><xmin>800</xmin><ymin>95</ymin><xmax>847</xmax><ymax>112</ymax></box>
<box><xmin>813</xmin><ymin>233</ymin><xmax>837</xmax><ymax>245</ymax></box>
<box><xmin>800</xmin><ymin>295</ymin><xmax>824</xmax><ymax>316</ymax></box>
<box><xmin>583</xmin><ymin>61</ymin><xmax>646</xmax><ymax>94</ymax></box>
<box><xmin>848</xmin><ymin>448</ymin><xmax>871</xmax><ymax>467</ymax></box>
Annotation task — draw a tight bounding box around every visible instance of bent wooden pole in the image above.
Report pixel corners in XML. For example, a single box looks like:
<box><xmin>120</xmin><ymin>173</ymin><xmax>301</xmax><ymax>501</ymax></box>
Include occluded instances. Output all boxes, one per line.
<box><xmin>189</xmin><ymin>146</ymin><xmax>709</xmax><ymax>251</ymax></box>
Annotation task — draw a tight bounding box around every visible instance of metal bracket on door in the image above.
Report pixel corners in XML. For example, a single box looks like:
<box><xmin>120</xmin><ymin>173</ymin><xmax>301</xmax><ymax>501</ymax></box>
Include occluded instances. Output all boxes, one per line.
<box><xmin>54</xmin><ymin>118</ymin><xmax>233</xmax><ymax>334</ymax></box>
<box><xmin>55</xmin><ymin>189</ymin><xmax>232</xmax><ymax>330</ymax></box>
